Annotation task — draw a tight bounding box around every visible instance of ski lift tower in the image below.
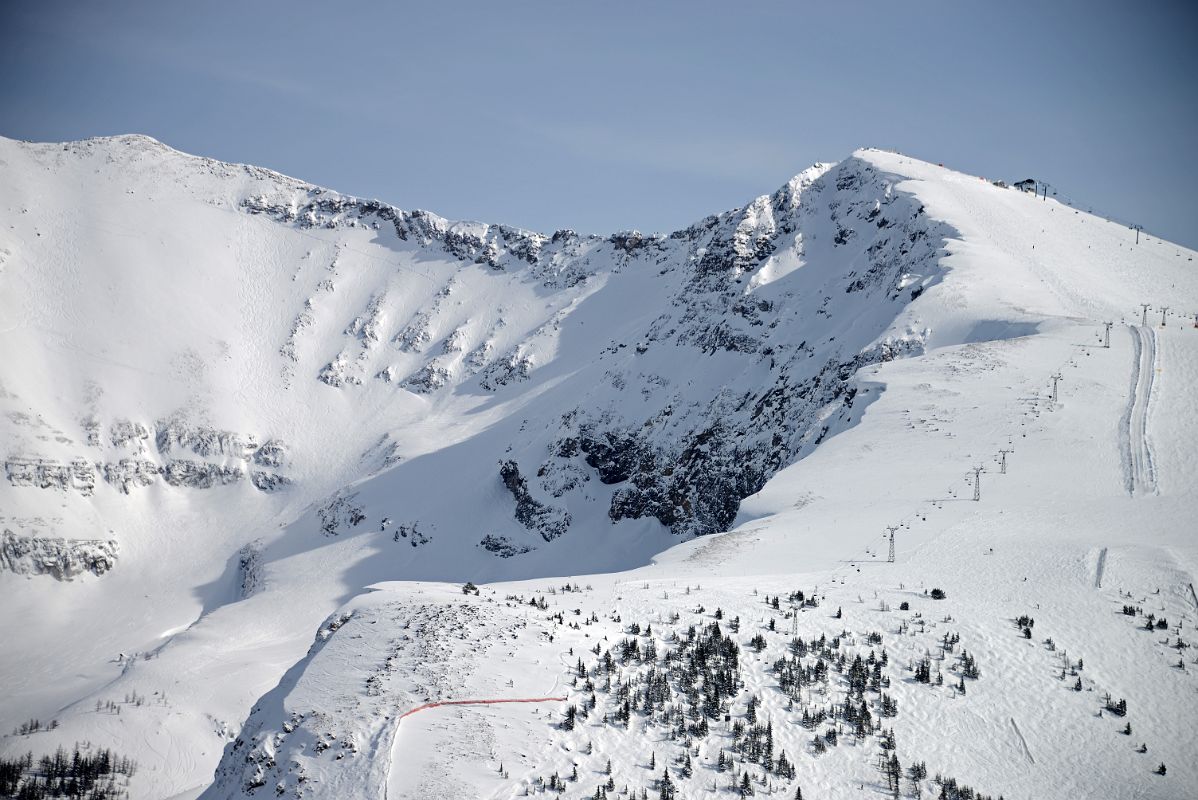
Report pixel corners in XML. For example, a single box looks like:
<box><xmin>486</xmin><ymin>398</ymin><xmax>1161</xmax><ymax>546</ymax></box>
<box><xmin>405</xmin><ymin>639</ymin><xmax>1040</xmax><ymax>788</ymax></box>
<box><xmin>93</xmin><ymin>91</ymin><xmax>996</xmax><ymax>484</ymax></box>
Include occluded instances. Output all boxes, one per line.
<box><xmin>886</xmin><ymin>526</ymin><xmax>899</xmax><ymax>563</ymax></box>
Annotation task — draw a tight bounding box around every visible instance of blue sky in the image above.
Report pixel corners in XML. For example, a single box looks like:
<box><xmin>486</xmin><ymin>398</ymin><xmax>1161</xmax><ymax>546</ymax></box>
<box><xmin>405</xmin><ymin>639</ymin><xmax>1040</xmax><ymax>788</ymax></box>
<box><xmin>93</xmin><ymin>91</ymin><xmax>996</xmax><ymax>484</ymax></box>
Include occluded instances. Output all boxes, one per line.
<box><xmin>3</xmin><ymin>1</ymin><xmax>1196</xmax><ymax>247</ymax></box>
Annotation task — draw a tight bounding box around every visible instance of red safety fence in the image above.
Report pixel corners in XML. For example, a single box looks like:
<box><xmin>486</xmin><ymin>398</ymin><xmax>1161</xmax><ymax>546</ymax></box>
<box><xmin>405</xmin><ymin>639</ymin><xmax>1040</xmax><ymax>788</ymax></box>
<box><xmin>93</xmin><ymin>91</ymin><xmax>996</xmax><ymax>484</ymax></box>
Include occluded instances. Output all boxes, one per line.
<box><xmin>399</xmin><ymin>696</ymin><xmax>567</xmax><ymax>719</ymax></box>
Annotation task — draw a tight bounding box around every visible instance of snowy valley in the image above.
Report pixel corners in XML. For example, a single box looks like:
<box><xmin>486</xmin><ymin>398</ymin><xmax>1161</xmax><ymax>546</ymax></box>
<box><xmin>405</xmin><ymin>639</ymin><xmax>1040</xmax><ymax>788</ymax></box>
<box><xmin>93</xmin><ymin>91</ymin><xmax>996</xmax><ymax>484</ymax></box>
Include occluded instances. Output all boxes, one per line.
<box><xmin>1</xmin><ymin>135</ymin><xmax>1196</xmax><ymax>799</ymax></box>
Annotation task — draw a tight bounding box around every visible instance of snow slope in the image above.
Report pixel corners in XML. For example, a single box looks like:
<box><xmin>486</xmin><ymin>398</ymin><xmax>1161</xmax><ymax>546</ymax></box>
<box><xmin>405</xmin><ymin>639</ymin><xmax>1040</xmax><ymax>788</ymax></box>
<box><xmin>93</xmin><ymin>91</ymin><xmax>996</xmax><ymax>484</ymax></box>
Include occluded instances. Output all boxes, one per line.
<box><xmin>1</xmin><ymin>137</ymin><xmax>1195</xmax><ymax>799</ymax></box>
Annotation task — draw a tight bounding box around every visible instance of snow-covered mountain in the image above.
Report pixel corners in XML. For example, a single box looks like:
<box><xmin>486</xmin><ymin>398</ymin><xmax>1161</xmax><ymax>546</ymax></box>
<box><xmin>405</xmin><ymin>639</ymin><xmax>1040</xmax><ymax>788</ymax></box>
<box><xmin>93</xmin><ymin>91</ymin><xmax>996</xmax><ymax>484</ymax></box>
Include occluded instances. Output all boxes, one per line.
<box><xmin>1</xmin><ymin>135</ymin><xmax>1195</xmax><ymax>800</ymax></box>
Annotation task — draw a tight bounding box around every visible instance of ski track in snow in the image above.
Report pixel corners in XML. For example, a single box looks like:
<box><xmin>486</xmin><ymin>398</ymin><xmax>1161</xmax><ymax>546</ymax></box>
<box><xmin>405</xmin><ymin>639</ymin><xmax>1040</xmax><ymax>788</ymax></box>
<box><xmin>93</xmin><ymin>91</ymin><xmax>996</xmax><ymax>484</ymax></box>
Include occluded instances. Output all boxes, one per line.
<box><xmin>1120</xmin><ymin>325</ymin><xmax>1159</xmax><ymax>496</ymax></box>
<box><xmin>1010</xmin><ymin>717</ymin><xmax>1035</xmax><ymax>765</ymax></box>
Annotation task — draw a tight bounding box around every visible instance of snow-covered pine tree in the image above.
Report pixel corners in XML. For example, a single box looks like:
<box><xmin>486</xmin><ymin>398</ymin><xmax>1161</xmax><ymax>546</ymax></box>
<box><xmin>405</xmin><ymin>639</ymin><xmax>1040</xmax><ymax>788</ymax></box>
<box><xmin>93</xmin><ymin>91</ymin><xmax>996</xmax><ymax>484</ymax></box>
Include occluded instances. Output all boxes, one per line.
<box><xmin>659</xmin><ymin>768</ymin><xmax>676</xmax><ymax>800</ymax></box>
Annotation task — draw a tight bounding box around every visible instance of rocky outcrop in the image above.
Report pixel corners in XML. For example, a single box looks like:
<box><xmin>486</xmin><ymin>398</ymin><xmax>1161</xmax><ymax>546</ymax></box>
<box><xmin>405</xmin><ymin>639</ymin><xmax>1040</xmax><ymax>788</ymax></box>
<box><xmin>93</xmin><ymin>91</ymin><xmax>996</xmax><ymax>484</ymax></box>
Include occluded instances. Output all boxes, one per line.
<box><xmin>253</xmin><ymin>440</ymin><xmax>287</xmax><ymax>468</ymax></box>
<box><xmin>499</xmin><ymin>460</ymin><xmax>571</xmax><ymax>542</ymax></box>
<box><xmin>110</xmin><ymin>419</ymin><xmax>150</xmax><ymax>452</ymax></box>
<box><xmin>242</xmin><ymin>194</ymin><xmax>593</xmax><ymax>282</ymax></box>
<box><xmin>318</xmin><ymin>352</ymin><xmax>361</xmax><ymax>387</ymax></box>
<box><xmin>392</xmin><ymin>312</ymin><xmax>433</xmax><ymax>353</ymax></box>
<box><xmin>5</xmin><ymin>458</ymin><xmax>96</xmax><ymax>495</ymax></box>
<box><xmin>162</xmin><ymin>459</ymin><xmax>244</xmax><ymax>489</ymax></box>
<box><xmin>344</xmin><ymin>294</ymin><xmax>386</xmax><ymax>345</ymax></box>
<box><xmin>238</xmin><ymin>541</ymin><xmax>264</xmax><ymax>598</ymax></box>
<box><xmin>542</xmin><ymin>336</ymin><xmax>923</xmax><ymax>537</ymax></box>
<box><xmin>391</xmin><ymin>522</ymin><xmax>431</xmax><ymax>548</ymax></box>
<box><xmin>8</xmin><ymin>424</ymin><xmax>291</xmax><ymax>497</ymax></box>
<box><xmin>1</xmin><ymin>530</ymin><xmax>118</xmax><ymax>579</ymax></box>
<box><xmin>317</xmin><ymin>494</ymin><xmax>366</xmax><ymax>536</ymax></box>
<box><xmin>155</xmin><ymin>420</ymin><xmax>259</xmax><ymax>460</ymax></box>
<box><xmin>479</xmin><ymin>349</ymin><xmax>534</xmax><ymax>390</ymax></box>
<box><xmin>250</xmin><ymin>471</ymin><xmax>290</xmax><ymax>493</ymax></box>
<box><xmin>478</xmin><ymin>533</ymin><xmax>533</xmax><ymax>558</ymax></box>
<box><xmin>102</xmin><ymin>458</ymin><xmax>160</xmax><ymax>494</ymax></box>
<box><xmin>401</xmin><ymin>363</ymin><xmax>450</xmax><ymax>395</ymax></box>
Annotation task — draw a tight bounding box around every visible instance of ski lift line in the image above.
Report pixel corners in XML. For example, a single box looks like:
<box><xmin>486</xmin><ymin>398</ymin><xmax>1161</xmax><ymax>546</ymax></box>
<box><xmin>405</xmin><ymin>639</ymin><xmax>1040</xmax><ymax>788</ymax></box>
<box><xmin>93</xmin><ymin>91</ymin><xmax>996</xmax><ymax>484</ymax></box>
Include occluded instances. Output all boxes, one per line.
<box><xmin>828</xmin><ymin>312</ymin><xmax>1145</xmax><ymax>577</ymax></box>
<box><xmin>837</xmin><ymin>430</ymin><xmax>1028</xmax><ymax>567</ymax></box>
<box><xmin>856</xmin><ymin>309</ymin><xmax>1182</xmax><ymax>570</ymax></box>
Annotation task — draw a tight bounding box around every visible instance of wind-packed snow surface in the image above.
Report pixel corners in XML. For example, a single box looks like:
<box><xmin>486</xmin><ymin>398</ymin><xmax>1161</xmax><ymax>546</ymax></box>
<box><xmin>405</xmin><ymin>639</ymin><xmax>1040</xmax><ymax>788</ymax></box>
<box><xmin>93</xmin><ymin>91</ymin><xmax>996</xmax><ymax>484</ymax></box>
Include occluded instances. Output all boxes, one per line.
<box><xmin>0</xmin><ymin>135</ymin><xmax>1195</xmax><ymax>799</ymax></box>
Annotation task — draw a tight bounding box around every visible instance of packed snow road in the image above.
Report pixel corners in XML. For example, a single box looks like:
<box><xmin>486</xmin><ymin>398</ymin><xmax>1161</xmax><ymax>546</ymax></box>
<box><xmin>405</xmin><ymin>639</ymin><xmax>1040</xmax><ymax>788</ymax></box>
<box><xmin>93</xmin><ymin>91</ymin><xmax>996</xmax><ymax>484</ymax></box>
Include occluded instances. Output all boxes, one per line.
<box><xmin>1121</xmin><ymin>325</ymin><xmax>1159</xmax><ymax>496</ymax></box>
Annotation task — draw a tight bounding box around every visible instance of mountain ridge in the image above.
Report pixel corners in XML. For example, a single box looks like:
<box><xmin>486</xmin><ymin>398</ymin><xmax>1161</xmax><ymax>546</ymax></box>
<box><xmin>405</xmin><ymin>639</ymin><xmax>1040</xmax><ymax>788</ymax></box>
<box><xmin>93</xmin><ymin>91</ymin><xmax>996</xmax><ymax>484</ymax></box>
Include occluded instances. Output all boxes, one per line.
<box><xmin>2</xmin><ymin>133</ymin><xmax>1196</xmax><ymax>798</ymax></box>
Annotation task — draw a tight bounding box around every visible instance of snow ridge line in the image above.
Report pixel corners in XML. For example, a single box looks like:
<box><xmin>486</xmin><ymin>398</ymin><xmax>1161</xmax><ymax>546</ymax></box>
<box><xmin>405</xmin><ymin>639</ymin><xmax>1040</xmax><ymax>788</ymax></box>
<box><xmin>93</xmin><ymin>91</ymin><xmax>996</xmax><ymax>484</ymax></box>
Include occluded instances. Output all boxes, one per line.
<box><xmin>1094</xmin><ymin>546</ymin><xmax>1108</xmax><ymax>589</ymax></box>
<box><xmin>1120</xmin><ymin>325</ymin><xmax>1159</xmax><ymax>496</ymax></box>
<box><xmin>398</xmin><ymin>695</ymin><xmax>567</xmax><ymax>720</ymax></box>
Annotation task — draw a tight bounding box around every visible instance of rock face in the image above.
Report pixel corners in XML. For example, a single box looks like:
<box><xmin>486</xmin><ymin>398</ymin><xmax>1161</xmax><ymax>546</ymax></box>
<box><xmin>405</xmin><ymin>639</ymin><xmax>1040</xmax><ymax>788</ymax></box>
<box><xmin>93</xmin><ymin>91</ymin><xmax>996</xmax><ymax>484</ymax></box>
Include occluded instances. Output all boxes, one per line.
<box><xmin>253</xmin><ymin>440</ymin><xmax>287</xmax><ymax>469</ymax></box>
<box><xmin>1</xmin><ymin>138</ymin><xmax>952</xmax><ymax>578</ymax></box>
<box><xmin>215</xmin><ymin>152</ymin><xmax>950</xmax><ymax>544</ymax></box>
<box><xmin>1</xmin><ymin>530</ymin><xmax>118</xmax><ymax>579</ymax></box>
<box><xmin>498</xmin><ymin>460</ymin><xmax>571</xmax><ymax>542</ymax></box>
<box><xmin>479</xmin><ymin>349</ymin><xmax>534</xmax><ymax>390</ymax></box>
<box><xmin>5</xmin><ymin>458</ymin><xmax>96</xmax><ymax>495</ymax></box>
<box><xmin>478</xmin><ymin>533</ymin><xmax>533</xmax><ymax>558</ymax></box>
<box><xmin>162</xmin><ymin>459</ymin><xmax>244</xmax><ymax>489</ymax></box>
<box><xmin>401</xmin><ymin>363</ymin><xmax>450</xmax><ymax>394</ymax></box>
<box><xmin>317</xmin><ymin>494</ymin><xmax>366</xmax><ymax>536</ymax></box>
<box><xmin>493</xmin><ymin>157</ymin><xmax>947</xmax><ymax>537</ymax></box>
<box><xmin>5</xmin><ymin>417</ymin><xmax>291</xmax><ymax>497</ymax></box>
<box><xmin>564</xmin><ymin>338</ymin><xmax>923</xmax><ymax>535</ymax></box>
<box><xmin>250</xmin><ymin>471</ymin><xmax>290</xmax><ymax>493</ymax></box>
<box><xmin>238</xmin><ymin>541</ymin><xmax>264</xmax><ymax>598</ymax></box>
<box><xmin>155</xmin><ymin>420</ymin><xmax>260</xmax><ymax>461</ymax></box>
<box><xmin>102</xmin><ymin>458</ymin><xmax>160</xmax><ymax>494</ymax></box>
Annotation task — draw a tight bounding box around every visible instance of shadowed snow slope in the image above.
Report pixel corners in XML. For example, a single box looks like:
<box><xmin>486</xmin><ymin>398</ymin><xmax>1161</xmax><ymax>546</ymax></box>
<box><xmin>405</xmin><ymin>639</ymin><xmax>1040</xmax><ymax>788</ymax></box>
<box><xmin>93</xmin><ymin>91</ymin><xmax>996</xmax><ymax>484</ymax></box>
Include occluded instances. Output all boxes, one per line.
<box><xmin>1</xmin><ymin>137</ymin><xmax>1195</xmax><ymax>799</ymax></box>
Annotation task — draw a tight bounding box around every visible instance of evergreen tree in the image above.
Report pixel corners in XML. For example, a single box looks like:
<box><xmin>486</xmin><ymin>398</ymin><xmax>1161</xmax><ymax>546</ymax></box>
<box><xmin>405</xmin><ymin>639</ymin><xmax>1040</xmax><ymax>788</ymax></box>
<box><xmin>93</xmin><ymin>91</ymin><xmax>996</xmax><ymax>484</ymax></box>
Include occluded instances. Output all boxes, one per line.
<box><xmin>907</xmin><ymin>761</ymin><xmax>927</xmax><ymax>796</ymax></box>
<box><xmin>659</xmin><ymin>768</ymin><xmax>676</xmax><ymax>800</ymax></box>
<box><xmin>884</xmin><ymin>753</ymin><xmax>901</xmax><ymax>794</ymax></box>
